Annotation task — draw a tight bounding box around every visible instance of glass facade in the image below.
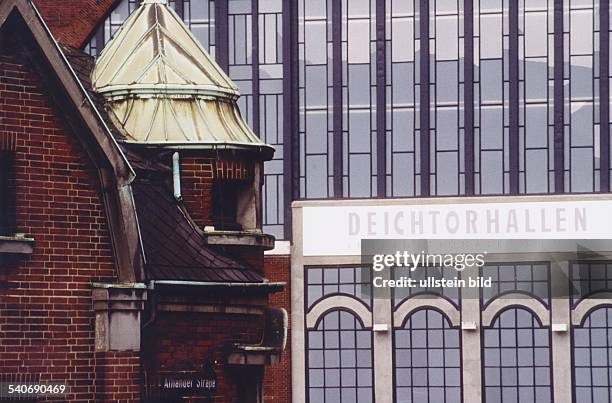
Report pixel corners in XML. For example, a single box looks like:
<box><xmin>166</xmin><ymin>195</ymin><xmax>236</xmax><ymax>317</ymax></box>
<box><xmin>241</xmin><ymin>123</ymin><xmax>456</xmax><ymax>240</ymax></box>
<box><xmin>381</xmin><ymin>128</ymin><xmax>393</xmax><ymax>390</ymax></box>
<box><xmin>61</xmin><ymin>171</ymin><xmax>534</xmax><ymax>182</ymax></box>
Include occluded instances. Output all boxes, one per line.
<box><xmin>394</xmin><ymin>309</ymin><xmax>462</xmax><ymax>403</ymax></box>
<box><xmin>481</xmin><ymin>263</ymin><xmax>550</xmax><ymax>306</ymax></box>
<box><xmin>574</xmin><ymin>307</ymin><xmax>612</xmax><ymax>402</ymax></box>
<box><xmin>483</xmin><ymin>308</ymin><xmax>552</xmax><ymax>403</ymax></box>
<box><xmin>298</xmin><ymin>0</ymin><xmax>334</xmax><ymax>199</ymax></box>
<box><xmin>564</xmin><ymin>0</ymin><xmax>600</xmax><ymax>192</ymax></box>
<box><xmin>87</xmin><ymin>0</ymin><xmax>612</xmax><ymax>239</ymax></box>
<box><xmin>386</xmin><ymin>0</ymin><xmax>420</xmax><ymax>197</ymax></box>
<box><xmin>474</xmin><ymin>0</ymin><xmax>511</xmax><ymax>194</ymax></box>
<box><xmin>306</xmin><ymin>310</ymin><xmax>374</xmax><ymax>403</ymax></box>
<box><xmin>429</xmin><ymin>0</ymin><xmax>466</xmax><ymax>196</ymax></box>
<box><xmin>518</xmin><ymin>0</ymin><xmax>555</xmax><ymax>194</ymax></box>
<box><xmin>306</xmin><ymin>266</ymin><xmax>372</xmax><ymax>308</ymax></box>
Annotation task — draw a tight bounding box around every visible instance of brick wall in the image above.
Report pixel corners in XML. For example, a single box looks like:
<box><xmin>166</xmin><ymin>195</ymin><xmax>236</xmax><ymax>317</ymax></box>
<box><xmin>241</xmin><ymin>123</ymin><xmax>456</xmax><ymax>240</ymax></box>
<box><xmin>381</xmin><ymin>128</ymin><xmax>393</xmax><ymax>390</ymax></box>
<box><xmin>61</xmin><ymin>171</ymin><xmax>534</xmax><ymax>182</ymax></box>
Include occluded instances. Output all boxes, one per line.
<box><xmin>0</xmin><ymin>42</ymin><xmax>124</xmax><ymax>400</ymax></box>
<box><xmin>142</xmin><ymin>311</ymin><xmax>265</xmax><ymax>403</ymax></box>
<box><xmin>94</xmin><ymin>351</ymin><xmax>140</xmax><ymax>402</ymax></box>
<box><xmin>33</xmin><ymin>0</ymin><xmax>116</xmax><ymax>47</ymax></box>
<box><xmin>180</xmin><ymin>154</ymin><xmax>254</xmax><ymax>230</ymax></box>
<box><xmin>263</xmin><ymin>254</ymin><xmax>292</xmax><ymax>402</ymax></box>
<box><xmin>180</xmin><ymin>155</ymin><xmax>215</xmax><ymax>229</ymax></box>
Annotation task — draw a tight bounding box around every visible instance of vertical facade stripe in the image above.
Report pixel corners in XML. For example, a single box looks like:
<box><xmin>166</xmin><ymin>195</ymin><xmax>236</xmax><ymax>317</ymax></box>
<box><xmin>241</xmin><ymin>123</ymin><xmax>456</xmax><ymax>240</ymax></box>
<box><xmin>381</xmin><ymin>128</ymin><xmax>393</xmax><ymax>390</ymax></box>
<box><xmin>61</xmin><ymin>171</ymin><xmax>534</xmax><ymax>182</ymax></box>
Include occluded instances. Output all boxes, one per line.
<box><xmin>464</xmin><ymin>0</ymin><xmax>475</xmax><ymax>195</ymax></box>
<box><xmin>376</xmin><ymin>0</ymin><xmax>387</xmax><ymax>197</ymax></box>
<box><xmin>252</xmin><ymin>0</ymin><xmax>260</xmax><ymax>137</ymax></box>
<box><xmin>420</xmin><ymin>0</ymin><xmax>430</xmax><ymax>196</ymax></box>
<box><xmin>95</xmin><ymin>27</ymin><xmax>105</xmax><ymax>52</ymax></box>
<box><xmin>174</xmin><ymin>0</ymin><xmax>184</xmax><ymax>19</ymax></box>
<box><xmin>332</xmin><ymin>0</ymin><xmax>343</xmax><ymax>197</ymax></box>
<box><xmin>509</xmin><ymin>0</ymin><xmax>520</xmax><ymax>194</ymax></box>
<box><xmin>215</xmin><ymin>0</ymin><xmax>229</xmax><ymax>72</ymax></box>
<box><xmin>601</xmin><ymin>0</ymin><xmax>610</xmax><ymax>192</ymax></box>
<box><xmin>283</xmin><ymin>0</ymin><xmax>297</xmax><ymax>237</ymax></box>
<box><xmin>553</xmin><ymin>0</ymin><xmax>564</xmax><ymax>192</ymax></box>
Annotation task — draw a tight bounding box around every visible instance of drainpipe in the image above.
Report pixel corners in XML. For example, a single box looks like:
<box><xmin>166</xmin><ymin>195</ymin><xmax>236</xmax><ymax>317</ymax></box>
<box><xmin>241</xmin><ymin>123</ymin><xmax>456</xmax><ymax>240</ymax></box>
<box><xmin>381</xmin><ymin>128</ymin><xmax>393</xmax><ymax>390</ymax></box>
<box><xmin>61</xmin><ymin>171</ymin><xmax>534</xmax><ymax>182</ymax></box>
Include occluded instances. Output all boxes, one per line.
<box><xmin>142</xmin><ymin>281</ymin><xmax>157</xmax><ymax>330</ymax></box>
<box><xmin>172</xmin><ymin>151</ymin><xmax>182</xmax><ymax>200</ymax></box>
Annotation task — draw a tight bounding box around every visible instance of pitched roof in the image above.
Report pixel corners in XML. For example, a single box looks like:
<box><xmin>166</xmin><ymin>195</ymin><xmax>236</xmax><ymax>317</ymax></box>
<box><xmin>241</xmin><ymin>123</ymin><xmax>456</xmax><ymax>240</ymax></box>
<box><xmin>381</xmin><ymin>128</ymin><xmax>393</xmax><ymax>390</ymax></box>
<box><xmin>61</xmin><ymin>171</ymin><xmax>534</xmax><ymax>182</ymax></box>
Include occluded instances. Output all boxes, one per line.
<box><xmin>132</xmin><ymin>180</ymin><xmax>263</xmax><ymax>283</ymax></box>
<box><xmin>61</xmin><ymin>39</ymin><xmax>265</xmax><ymax>285</ymax></box>
<box><xmin>89</xmin><ymin>0</ymin><xmax>273</xmax><ymax>155</ymax></box>
<box><xmin>0</xmin><ymin>0</ymin><xmax>143</xmax><ymax>282</ymax></box>
<box><xmin>91</xmin><ymin>0</ymin><xmax>237</xmax><ymax>96</ymax></box>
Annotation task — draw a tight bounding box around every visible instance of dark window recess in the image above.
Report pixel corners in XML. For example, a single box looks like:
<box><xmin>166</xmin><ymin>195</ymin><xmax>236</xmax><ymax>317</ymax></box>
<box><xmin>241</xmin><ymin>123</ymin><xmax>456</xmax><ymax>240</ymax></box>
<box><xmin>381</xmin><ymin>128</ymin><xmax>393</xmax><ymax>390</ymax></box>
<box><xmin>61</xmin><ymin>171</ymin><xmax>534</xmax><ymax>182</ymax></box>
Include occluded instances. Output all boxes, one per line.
<box><xmin>211</xmin><ymin>180</ymin><xmax>244</xmax><ymax>231</ymax></box>
<box><xmin>0</xmin><ymin>151</ymin><xmax>15</xmax><ymax>236</ymax></box>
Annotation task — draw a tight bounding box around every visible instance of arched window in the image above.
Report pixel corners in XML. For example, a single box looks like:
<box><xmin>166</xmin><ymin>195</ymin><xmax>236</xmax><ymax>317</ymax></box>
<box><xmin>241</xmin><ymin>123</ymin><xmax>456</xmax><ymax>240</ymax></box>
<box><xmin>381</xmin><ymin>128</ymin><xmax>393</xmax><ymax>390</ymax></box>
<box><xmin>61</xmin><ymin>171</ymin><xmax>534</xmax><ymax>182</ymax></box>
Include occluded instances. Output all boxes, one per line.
<box><xmin>483</xmin><ymin>307</ymin><xmax>552</xmax><ymax>402</ymax></box>
<box><xmin>306</xmin><ymin>309</ymin><xmax>373</xmax><ymax>403</ymax></box>
<box><xmin>394</xmin><ymin>309</ymin><xmax>461</xmax><ymax>403</ymax></box>
<box><xmin>481</xmin><ymin>263</ymin><xmax>550</xmax><ymax>307</ymax></box>
<box><xmin>573</xmin><ymin>306</ymin><xmax>612</xmax><ymax>402</ymax></box>
<box><xmin>306</xmin><ymin>266</ymin><xmax>372</xmax><ymax>308</ymax></box>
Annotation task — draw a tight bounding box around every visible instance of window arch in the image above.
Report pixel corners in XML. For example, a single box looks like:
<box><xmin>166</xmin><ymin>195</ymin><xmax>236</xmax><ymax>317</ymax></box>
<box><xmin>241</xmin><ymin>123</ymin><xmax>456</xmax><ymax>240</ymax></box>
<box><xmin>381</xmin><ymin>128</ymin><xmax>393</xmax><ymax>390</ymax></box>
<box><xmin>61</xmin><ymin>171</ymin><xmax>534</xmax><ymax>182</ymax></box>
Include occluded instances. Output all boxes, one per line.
<box><xmin>481</xmin><ymin>263</ymin><xmax>550</xmax><ymax>307</ymax></box>
<box><xmin>573</xmin><ymin>306</ymin><xmax>612</xmax><ymax>402</ymax></box>
<box><xmin>306</xmin><ymin>309</ymin><xmax>374</xmax><ymax>403</ymax></box>
<box><xmin>483</xmin><ymin>307</ymin><xmax>552</xmax><ymax>402</ymax></box>
<box><xmin>394</xmin><ymin>308</ymin><xmax>461</xmax><ymax>403</ymax></box>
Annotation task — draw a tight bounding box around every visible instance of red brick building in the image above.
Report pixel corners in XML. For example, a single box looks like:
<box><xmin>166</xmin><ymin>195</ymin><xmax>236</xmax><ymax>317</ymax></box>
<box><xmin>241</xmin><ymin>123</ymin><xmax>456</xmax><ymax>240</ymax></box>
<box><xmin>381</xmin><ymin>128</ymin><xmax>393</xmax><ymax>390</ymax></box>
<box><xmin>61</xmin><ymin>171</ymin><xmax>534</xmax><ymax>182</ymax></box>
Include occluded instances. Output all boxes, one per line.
<box><xmin>0</xmin><ymin>0</ymin><xmax>290</xmax><ymax>401</ymax></box>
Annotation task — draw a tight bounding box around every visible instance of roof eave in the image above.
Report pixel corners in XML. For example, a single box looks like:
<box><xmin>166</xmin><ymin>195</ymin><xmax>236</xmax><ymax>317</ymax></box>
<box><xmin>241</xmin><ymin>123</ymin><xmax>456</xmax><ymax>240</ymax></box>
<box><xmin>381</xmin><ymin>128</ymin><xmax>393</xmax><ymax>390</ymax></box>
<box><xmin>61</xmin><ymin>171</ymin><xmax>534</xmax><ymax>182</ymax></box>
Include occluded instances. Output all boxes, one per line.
<box><xmin>121</xmin><ymin>140</ymin><xmax>276</xmax><ymax>160</ymax></box>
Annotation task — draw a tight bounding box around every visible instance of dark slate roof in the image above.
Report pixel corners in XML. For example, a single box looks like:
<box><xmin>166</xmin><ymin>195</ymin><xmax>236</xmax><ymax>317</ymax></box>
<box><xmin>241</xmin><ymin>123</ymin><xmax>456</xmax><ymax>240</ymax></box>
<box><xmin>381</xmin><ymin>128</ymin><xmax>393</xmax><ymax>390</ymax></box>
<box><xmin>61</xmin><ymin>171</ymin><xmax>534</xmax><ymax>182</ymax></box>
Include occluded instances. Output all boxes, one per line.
<box><xmin>132</xmin><ymin>180</ymin><xmax>263</xmax><ymax>283</ymax></box>
<box><xmin>122</xmin><ymin>148</ymin><xmax>172</xmax><ymax>173</ymax></box>
<box><xmin>61</xmin><ymin>45</ymin><xmax>262</xmax><ymax>284</ymax></box>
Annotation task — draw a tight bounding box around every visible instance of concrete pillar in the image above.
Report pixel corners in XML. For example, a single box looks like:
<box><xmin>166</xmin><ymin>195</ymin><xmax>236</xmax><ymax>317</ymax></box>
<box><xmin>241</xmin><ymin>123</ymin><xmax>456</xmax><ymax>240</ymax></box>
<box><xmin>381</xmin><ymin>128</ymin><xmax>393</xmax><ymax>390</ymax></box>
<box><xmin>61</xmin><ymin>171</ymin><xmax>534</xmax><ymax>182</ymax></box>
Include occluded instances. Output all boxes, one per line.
<box><xmin>92</xmin><ymin>283</ymin><xmax>146</xmax><ymax>401</ymax></box>
<box><xmin>551</xmin><ymin>261</ymin><xmax>572</xmax><ymax>402</ymax></box>
<box><xmin>291</xmin><ymin>208</ymin><xmax>306</xmax><ymax>403</ymax></box>
<box><xmin>372</xmin><ymin>284</ymin><xmax>393</xmax><ymax>403</ymax></box>
<box><xmin>92</xmin><ymin>283</ymin><xmax>147</xmax><ymax>351</ymax></box>
<box><xmin>461</xmin><ymin>266</ymin><xmax>482</xmax><ymax>403</ymax></box>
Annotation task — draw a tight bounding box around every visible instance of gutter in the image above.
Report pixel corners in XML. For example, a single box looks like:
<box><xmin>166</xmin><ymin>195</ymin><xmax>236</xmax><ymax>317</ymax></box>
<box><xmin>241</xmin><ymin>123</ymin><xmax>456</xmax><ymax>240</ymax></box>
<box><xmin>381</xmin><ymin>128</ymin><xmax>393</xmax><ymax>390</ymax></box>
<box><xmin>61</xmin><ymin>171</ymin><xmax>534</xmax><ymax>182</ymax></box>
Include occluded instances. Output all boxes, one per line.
<box><xmin>148</xmin><ymin>280</ymin><xmax>285</xmax><ymax>291</ymax></box>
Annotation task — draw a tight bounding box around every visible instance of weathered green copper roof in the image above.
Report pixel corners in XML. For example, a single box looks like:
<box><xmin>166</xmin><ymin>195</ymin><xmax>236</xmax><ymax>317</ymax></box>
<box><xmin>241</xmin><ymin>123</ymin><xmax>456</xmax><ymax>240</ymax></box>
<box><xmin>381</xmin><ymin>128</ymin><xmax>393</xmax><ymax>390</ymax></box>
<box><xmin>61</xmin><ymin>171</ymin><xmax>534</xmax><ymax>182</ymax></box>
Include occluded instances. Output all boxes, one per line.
<box><xmin>91</xmin><ymin>0</ymin><xmax>272</xmax><ymax>154</ymax></box>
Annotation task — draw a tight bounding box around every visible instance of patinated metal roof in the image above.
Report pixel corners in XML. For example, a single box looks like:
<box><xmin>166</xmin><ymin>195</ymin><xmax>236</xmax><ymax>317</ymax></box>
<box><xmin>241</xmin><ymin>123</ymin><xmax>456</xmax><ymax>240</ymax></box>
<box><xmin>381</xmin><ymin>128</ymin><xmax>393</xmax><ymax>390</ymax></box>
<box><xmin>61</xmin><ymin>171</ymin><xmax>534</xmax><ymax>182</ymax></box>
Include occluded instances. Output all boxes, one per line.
<box><xmin>91</xmin><ymin>0</ymin><xmax>272</xmax><ymax>153</ymax></box>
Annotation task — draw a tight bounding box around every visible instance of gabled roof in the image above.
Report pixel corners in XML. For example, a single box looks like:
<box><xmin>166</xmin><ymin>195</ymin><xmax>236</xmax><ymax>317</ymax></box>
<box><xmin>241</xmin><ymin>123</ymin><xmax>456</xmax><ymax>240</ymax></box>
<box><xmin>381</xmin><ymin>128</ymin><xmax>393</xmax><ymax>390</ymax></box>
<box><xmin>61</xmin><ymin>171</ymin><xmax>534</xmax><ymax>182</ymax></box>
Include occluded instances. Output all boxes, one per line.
<box><xmin>0</xmin><ymin>0</ymin><xmax>143</xmax><ymax>282</ymax></box>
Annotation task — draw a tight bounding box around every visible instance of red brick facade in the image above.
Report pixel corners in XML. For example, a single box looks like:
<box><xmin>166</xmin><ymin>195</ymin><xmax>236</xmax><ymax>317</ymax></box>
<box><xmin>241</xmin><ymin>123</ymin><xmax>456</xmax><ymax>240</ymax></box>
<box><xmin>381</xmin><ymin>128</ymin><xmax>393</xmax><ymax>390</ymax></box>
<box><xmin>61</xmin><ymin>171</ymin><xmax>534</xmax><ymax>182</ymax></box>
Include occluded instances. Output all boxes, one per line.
<box><xmin>142</xmin><ymin>311</ymin><xmax>265</xmax><ymax>403</ymax></box>
<box><xmin>180</xmin><ymin>155</ymin><xmax>254</xmax><ymax>230</ymax></box>
<box><xmin>0</xmin><ymin>2</ymin><xmax>294</xmax><ymax>401</ymax></box>
<box><xmin>94</xmin><ymin>351</ymin><xmax>140</xmax><ymax>402</ymax></box>
<box><xmin>263</xmin><ymin>254</ymin><xmax>292</xmax><ymax>403</ymax></box>
<box><xmin>33</xmin><ymin>0</ymin><xmax>116</xmax><ymax>48</ymax></box>
<box><xmin>0</xmin><ymin>46</ymin><xmax>128</xmax><ymax>400</ymax></box>
<box><xmin>180</xmin><ymin>155</ymin><xmax>215</xmax><ymax>229</ymax></box>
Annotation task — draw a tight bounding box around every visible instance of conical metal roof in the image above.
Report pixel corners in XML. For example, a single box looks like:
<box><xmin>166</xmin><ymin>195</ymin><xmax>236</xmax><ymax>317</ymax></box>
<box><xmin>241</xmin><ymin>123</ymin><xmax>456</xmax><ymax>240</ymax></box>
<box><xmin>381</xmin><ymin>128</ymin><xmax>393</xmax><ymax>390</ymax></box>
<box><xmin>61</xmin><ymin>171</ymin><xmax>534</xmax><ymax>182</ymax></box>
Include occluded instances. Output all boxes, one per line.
<box><xmin>91</xmin><ymin>0</ymin><xmax>272</xmax><ymax>154</ymax></box>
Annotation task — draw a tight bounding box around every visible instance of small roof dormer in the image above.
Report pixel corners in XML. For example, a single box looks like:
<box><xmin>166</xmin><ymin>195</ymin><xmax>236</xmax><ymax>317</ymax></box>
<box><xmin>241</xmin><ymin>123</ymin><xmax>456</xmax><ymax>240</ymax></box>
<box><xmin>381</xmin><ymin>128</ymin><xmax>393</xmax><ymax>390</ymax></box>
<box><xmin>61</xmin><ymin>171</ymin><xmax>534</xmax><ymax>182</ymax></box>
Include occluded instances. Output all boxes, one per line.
<box><xmin>91</xmin><ymin>0</ymin><xmax>272</xmax><ymax>157</ymax></box>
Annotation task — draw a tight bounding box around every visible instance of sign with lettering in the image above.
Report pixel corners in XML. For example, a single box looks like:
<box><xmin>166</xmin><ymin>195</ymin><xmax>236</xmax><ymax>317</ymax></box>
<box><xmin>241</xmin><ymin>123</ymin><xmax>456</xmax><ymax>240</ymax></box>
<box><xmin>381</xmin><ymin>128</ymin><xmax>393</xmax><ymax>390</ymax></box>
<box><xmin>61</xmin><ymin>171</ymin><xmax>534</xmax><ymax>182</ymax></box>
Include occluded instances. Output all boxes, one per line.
<box><xmin>148</xmin><ymin>360</ymin><xmax>217</xmax><ymax>398</ymax></box>
<box><xmin>301</xmin><ymin>199</ymin><xmax>612</xmax><ymax>256</ymax></box>
<box><xmin>161</xmin><ymin>372</ymin><xmax>216</xmax><ymax>394</ymax></box>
